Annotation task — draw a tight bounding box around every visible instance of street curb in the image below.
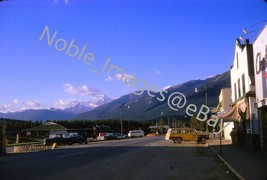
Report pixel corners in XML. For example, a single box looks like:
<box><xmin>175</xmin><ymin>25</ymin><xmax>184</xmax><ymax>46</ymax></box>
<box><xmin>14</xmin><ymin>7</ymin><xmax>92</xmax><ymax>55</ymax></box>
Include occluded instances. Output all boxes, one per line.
<box><xmin>207</xmin><ymin>144</ymin><xmax>245</xmax><ymax>180</ymax></box>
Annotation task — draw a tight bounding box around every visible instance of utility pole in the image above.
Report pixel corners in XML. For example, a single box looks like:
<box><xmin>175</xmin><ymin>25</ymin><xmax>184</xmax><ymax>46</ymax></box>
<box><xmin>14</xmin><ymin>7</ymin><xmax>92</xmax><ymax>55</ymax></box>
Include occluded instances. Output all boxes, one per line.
<box><xmin>120</xmin><ymin>110</ymin><xmax>123</xmax><ymax>135</ymax></box>
<box><xmin>120</xmin><ymin>105</ymin><xmax>130</xmax><ymax>135</ymax></box>
<box><xmin>205</xmin><ymin>83</ymin><xmax>208</xmax><ymax>133</ymax></box>
<box><xmin>0</xmin><ymin>118</ymin><xmax>6</xmax><ymax>155</ymax></box>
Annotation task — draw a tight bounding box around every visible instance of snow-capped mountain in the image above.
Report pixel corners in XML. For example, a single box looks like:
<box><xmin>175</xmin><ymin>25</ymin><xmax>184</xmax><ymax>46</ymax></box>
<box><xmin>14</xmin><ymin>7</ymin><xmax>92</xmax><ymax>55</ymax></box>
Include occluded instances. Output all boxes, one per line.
<box><xmin>64</xmin><ymin>95</ymin><xmax>113</xmax><ymax>114</ymax></box>
<box><xmin>0</xmin><ymin>95</ymin><xmax>113</xmax><ymax>121</ymax></box>
<box><xmin>76</xmin><ymin>71</ymin><xmax>231</xmax><ymax>121</ymax></box>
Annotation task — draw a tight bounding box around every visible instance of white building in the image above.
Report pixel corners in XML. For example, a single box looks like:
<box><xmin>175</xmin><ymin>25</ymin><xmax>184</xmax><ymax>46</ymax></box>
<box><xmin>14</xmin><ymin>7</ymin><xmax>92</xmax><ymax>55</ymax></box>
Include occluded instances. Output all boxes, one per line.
<box><xmin>253</xmin><ymin>23</ymin><xmax>267</xmax><ymax>151</ymax></box>
<box><xmin>217</xmin><ymin>88</ymin><xmax>234</xmax><ymax>140</ymax></box>
<box><xmin>228</xmin><ymin>38</ymin><xmax>258</xmax><ymax>145</ymax></box>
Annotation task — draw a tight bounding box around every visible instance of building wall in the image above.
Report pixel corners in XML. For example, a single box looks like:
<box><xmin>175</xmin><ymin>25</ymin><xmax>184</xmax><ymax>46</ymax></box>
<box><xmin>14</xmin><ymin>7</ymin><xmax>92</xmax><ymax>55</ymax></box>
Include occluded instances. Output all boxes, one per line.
<box><xmin>219</xmin><ymin>88</ymin><xmax>232</xmax><ymax>112</ymax></box>
<box><xmin>230</xmin><ymin>41</ymin><xmax>255</xmax><ymax>102</ymax></box>
<box><xmin>218</xmin><ymin>88</ymin><xmax>234</xmax><ymax>140</ymax></box>
<box><xmin>230</xmin><ymin>40</ymin><xmax>256</xmax><ymax>135</ymax></box>
<box><xmin>253</xmin><ymin>23</ymin><xmax>267</xmax><ymax>151</ymax></box>
<box><xmin>49</xmin><ymin>130</ymin><xmax>69</xmax><ymax>138</ymax></box>
<box><xmin>258</xmin><ymin>107</ymin><xmax>267</xmax><ymax>151</ymax></box>
<box><xmin>253</xmin><ymin>24</ymin><xmax>267</xmax><ymax>106</ymax></box>
<box><xmin>223</xmin><ymin>122</ymin><xmax>234</xmax><ymax>140</ymax></box>
<box><xmin>249</xmin><ymin>96</ymin><xmax>258</xmax><ymax>134</ymax></box>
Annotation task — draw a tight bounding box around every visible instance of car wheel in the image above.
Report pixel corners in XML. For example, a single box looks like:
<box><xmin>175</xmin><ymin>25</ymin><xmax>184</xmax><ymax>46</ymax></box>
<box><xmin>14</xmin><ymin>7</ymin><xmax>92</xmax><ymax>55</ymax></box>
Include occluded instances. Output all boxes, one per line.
<box><xmin>201</xmin><ymin>138</ymin><xmax>206</xmax><ymax>144</ymax></box>
<box><xmin>176</xmin><ymin>138</ymin><xmax>182</xmax><ymax>144</ymax></box>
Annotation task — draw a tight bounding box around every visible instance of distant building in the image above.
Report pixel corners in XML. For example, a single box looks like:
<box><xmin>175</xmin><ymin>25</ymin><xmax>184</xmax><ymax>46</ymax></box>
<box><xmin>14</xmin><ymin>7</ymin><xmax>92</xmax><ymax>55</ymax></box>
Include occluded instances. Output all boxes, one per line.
<box><xmin>23</xmin><ymin>122</ymin><xmax>96</xmax><ymax>139</ymax></box>
<box><xmin>216</xmin><ymin>88</ymin><xmax>234</xmax><ymax>140</ymax></box>
<box><xmin>227</xmin><ymin>38</ymin><xmax>258</xmax><ymax>146</ymax></box>
<box><xmin>253</xmin><ymin>23</ymin><xmax>267</xmax><ymax>151</ymax></box>
<box><xmin>23</xmin><ymin>122</ymin><xmax>69</xmax><ymax>138</ymax></box>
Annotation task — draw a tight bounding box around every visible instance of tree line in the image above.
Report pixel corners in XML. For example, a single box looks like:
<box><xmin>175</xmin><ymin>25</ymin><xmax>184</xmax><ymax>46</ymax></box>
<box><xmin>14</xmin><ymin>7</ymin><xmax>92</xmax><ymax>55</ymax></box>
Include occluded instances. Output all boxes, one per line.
<box><xmin>2</xmin><ymin>116</ymin><xmax>213</xmax><ymax>134</ymax></box>
<box><xmin>2</xmin><ymin>118</ymin><xmax>152</xmax><ymax>134</ymax></box>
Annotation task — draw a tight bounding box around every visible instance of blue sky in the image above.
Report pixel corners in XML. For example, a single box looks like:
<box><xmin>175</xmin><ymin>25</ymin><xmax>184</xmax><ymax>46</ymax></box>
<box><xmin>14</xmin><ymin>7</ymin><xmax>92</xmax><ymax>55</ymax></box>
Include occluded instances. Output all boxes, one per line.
<box><xmin>0</xmin><ymin>0</ymin><xmax>267</xmax><ymax>112</ymax></box>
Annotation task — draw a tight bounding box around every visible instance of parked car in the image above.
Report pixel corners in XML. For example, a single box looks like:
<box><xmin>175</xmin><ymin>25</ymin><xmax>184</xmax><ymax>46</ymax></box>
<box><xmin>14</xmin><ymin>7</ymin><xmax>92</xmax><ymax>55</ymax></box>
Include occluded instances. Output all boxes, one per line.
<box><xmin>165</xmin><ymin>128</ymin><xmax>209</xmax><ymax>144</ymax></box>
<box><xmin>44</xmin><ymin>133</ymin><xmax>88</xmax><ymax>146</ymax></box>
<box><xmin>97</xmin><ymin>133</ymin><xmax>108</xmax><ymax>141</ymax></box>
<box><xmin>104</xmin><ymin>133</ymin><xmax>117</xmax><ymax>140</ymax></box>
<box><xmin>113</xmin><ymin>133</ymin><xmax>127</xmax><ymax>140</ymax></box>
<box><xmin>128</xmin><ymin>130</ymin><xmax>144</xmax><ymax>138</ymax></box>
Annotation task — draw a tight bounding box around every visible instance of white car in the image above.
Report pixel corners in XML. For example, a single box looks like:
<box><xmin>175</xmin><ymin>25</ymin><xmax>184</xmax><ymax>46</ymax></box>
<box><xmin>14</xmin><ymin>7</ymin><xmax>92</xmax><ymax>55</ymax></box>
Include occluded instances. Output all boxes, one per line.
<box><xmin>128</xmin><ymin>130</ymin><xmax>144</xmax><ymax>137</ymax></box>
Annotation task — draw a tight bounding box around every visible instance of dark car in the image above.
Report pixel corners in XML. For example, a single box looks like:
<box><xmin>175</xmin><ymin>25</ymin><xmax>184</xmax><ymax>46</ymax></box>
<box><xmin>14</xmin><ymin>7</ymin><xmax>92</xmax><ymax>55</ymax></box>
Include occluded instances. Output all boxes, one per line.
<box><xmin>104</xmin><ymin>133</ymin><xmax>117</xmax><ymax>140</ymax></box>
<box><xmin>44</xmin><ymin>133</ymin><xmax>88</xmax><ymax>146</ymax></box>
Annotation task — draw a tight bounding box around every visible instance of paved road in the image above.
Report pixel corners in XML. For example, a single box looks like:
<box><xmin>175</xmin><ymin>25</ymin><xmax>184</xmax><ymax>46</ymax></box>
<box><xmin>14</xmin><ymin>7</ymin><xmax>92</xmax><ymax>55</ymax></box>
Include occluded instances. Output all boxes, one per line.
<box><xmin>0</xmin><ymin>136</ymin><xmax>235</xmax><ymax>180</ymax></box>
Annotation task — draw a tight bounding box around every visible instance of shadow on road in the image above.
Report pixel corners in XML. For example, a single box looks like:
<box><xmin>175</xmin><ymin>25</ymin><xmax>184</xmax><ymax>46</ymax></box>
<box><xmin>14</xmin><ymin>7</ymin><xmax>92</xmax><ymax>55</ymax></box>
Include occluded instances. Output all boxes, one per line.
<box><xmin>0</xmin><ymin>140</ymin><xmax>236</xmax><ymax>180</ymax></box>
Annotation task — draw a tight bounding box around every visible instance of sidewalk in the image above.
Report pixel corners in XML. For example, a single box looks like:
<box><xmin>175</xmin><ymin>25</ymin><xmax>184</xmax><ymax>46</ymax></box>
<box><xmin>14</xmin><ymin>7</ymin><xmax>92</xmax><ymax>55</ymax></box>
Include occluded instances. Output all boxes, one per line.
<box><xmin>208</xmin><ymin>137</ymin><xmax>267</xmax><ymax>180</ymax></box>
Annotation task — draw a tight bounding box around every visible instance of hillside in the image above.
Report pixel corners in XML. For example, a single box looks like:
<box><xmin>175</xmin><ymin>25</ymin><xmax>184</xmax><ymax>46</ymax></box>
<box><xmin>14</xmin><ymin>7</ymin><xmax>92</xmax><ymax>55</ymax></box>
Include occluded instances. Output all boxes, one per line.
<box><xmin>0</xmin><ymin>109</ymin><xmax>76</xmax><ymax>121</ymax></box>
<box><xmin>75</xmin><ymin>71</ymin><xmax>231</xmax><ymax>121</ymax></box>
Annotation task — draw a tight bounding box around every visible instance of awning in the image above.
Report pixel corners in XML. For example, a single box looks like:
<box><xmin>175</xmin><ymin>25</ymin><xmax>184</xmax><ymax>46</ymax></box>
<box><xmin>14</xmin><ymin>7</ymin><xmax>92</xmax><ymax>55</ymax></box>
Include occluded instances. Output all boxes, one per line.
<box><xmin>220</xmin><ymin>103</ymin><xmax>239</xmax><ymax>122</ymax></box>
<box><xmin>218</xmin><ymin>98</ymin><xmax>249</xmax><ymax>122</ymax></box>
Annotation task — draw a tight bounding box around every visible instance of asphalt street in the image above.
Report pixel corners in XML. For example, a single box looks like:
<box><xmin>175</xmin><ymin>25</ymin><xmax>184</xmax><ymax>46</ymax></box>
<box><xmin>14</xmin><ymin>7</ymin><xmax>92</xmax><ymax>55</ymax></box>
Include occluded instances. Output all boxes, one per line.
<box><xmin>0</xmin><ymin>136</ymin><xmax>236</xmax><ymax>180</ymax></box>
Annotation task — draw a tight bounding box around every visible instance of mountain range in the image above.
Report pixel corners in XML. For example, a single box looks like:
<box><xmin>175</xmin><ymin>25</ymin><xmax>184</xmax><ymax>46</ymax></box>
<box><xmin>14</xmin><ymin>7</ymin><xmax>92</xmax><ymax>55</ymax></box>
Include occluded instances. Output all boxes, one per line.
<box><xmin>0</xmin><ymin>95</ymin><xmax>113</xmax><ymax>121</ymax></box>
<box><xmin>64</xmin><ymin>95</ymin><xmax>113</xmax><ymax>114</ymax></box>
<box><xmin>76</xmin><ymin>71</ymin><xmax>231</xmax><ymax>121</ymax></box>
<box><xmin>1</xmin><ymin>71</ymin><xmax>230</xmax><ymax>121</ymax></box>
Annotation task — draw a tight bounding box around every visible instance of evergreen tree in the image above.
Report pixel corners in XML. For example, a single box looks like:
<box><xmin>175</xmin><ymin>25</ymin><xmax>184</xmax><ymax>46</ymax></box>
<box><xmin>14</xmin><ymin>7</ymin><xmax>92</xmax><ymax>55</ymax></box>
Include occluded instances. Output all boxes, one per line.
<box><xmin>189</xmin><ymin>116</ymin><xmax>204</xmax><ymax>131</ymax></box>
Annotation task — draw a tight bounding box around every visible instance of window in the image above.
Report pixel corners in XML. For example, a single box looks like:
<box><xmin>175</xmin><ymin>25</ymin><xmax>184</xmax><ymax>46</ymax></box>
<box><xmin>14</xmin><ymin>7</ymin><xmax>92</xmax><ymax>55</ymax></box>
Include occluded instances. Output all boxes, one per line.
<box><xmin>242</xmin><ymin>74</ymin><xmax>245</xmax><ymax>95</ymax></box>
<box><xmin>236</xmin><ymin>52</ymin><xmax>239</xmax><ymax>69</ymax></box>
<box><xmin>238</xmin><ymin>78</ymin><xmax>241</xmax><ymax>98</ymax></box>
<box><xmin>234</xmin><ymin>83</ymin><xmax>237</xmax><ymax>101</ymax></box>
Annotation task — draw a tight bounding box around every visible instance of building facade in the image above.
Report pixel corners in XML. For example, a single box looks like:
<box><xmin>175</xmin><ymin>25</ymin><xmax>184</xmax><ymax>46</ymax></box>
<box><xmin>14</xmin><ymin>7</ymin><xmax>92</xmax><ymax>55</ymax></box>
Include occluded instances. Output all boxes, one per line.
<box><xmin>253</xmin><ymin>23</ymin><xmax>267</xmax><ymax>151</ymax></box>
<box><xmin>23</xmin><ymin>122</ymin><xmax>69</xmax><ymax>139</ymax></box>
<box><xmin>217</xmin><ymin>88</ymin><xmax>234</xmax><ymax>140</ymax></box>
<box><xmin>229</xmin><ymin>39</ymin><xmax>258</xmax><ymax>146</ymax></box>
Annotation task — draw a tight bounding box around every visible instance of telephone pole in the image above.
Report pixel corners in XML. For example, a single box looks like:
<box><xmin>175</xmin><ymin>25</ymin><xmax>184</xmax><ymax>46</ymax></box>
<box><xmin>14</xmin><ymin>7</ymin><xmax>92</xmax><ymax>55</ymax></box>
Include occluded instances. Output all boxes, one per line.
<box><xmin>0</xmin><ymin>118</ymin><xmax>7</xmax><ymax>155</ymax></box>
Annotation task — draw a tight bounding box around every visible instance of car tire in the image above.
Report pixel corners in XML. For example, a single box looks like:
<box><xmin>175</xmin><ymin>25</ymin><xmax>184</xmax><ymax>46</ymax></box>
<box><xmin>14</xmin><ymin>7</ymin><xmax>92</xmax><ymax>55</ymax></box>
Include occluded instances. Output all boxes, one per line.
<box><xmin>176</xmin><ymin>138</ymin><xmax>182</xmax><ymax>144</ymax></box>
<box><xmin>201</xmin><ymin>138</ymin><xmax>206</xmax><ymax>144</ymax></box>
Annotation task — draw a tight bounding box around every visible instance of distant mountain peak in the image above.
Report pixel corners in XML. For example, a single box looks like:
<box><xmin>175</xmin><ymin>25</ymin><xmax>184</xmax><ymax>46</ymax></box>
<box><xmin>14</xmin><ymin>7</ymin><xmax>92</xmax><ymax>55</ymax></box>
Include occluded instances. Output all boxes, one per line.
<box><xmin>0</xmin><ymin>95</ymin><xmax>113</xmax><ymax>121</ymax></box>
<box><xmin>75</xmin><ymin>71</ymin><xmax>230</xmax><ymax>121</ymax></box>
<box><xmin>63</xmin><ymin>95</ymin><xmax>113</xmax><ymax>114</ymax></box>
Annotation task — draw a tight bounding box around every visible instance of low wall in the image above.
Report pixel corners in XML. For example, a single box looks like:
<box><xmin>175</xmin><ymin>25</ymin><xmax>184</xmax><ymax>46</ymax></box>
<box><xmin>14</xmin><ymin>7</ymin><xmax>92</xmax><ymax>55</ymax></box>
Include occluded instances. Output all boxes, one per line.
<box><xmin>13</xmin><ymin>144</ymin><xmax>51</xmax><ymax>153</ymax></box>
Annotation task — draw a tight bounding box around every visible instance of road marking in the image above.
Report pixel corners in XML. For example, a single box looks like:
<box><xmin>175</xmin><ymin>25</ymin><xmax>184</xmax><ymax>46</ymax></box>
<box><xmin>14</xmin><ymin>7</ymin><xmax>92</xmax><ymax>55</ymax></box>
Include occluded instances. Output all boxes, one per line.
<box><xmin>58</xmin><ymin>152</ymin><xmax>84</xmax><ymax>158</ymax></box>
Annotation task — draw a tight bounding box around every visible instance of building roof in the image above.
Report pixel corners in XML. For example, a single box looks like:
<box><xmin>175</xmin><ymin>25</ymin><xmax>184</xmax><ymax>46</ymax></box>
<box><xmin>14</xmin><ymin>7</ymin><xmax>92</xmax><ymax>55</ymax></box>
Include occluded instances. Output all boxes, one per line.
<box><xmin>23</xmin><ymin>122</ymin><xmax>67</xmax><ymax>132</ymax></box>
